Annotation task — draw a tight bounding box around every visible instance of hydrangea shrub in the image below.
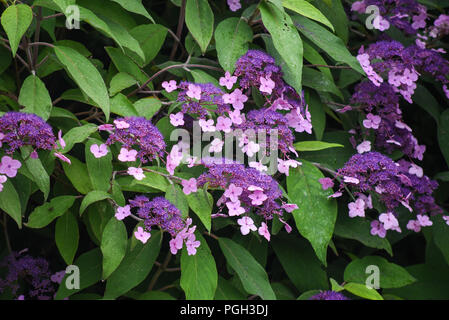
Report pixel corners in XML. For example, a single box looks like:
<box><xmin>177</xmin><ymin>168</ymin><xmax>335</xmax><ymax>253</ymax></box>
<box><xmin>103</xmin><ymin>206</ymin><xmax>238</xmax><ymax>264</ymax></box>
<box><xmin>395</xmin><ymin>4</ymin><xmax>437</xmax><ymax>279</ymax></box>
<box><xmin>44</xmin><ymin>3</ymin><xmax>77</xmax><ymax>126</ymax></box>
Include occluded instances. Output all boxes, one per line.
<box><xmin>0</xmin><ymin>0</ymin><xmax>448</xmax><ymax>300</ymax></box>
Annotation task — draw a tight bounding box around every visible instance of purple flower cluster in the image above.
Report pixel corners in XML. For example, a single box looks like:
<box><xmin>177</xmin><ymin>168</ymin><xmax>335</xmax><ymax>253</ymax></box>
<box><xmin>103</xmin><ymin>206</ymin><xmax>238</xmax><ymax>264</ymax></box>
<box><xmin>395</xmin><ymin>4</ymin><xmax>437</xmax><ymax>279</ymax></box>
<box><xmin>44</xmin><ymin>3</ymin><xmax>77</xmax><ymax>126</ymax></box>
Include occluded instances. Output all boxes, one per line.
<box><xmin>351</xmin><ymin>0</ymin><xmax>428</xmax><ymax>34</ymax></box>
<box><xmin>351</xmin><ymin>81</ymin><xmax>425</xmax><ymax>159</ymax></box>
<box><xmin>176</xmin><ymin>81</ymin><xmax>231</xmax><ymax>118</ymax></box>
<box><xmin>130</xmin><ymin>196</ymin><xmax>185</xmax><ymax>237</ymax></box>
<box><xmin>0</xmin><ymin>251</ymin><xmax>58</xmax><ymax>300</ymax></box>
<box><xmin>105</xmin><ymin>116</ymin><xmax>166</xmax><ymax>163</ymax></box>
<box><xmin>357</xmin><ymin>40</ymin><xmax>449</xmax><ymax>102</ymax></box>
<box><xmin>227</xmin><ymin>0</ymin><xmax>241</xmax><ymax>11</ymax></box>
<box><xmin>328</xmin><ymin>152</ymin><xmax>442</xmax><ymax>237</ymax></box>
<box><xmin>0</xmin><ymin>111</ymin><xmax>57</xmax><ymax>154</ymax></box>
<box><xmin>309</xmin><ymin>290</ymin><xmax>350</xmax><ymax>300</ymax></box>
<box><xmin>237</xmin><ymin>109</ymin><xmax>295</xmax><ymax>157</ymax></box>
<box><xmin>197</xmin><ymin>160</ymin><xmax>293</xmax><ymax>223</ymax></box>
<box><xmin>116</xmin><ymin>196</ymin><xmax>200</xmax><ymax>255</ymax></box>
<box><xmin>234</xmin><ymin>50</ymin><xmax>284</xmax><ymax>97</ymax></box>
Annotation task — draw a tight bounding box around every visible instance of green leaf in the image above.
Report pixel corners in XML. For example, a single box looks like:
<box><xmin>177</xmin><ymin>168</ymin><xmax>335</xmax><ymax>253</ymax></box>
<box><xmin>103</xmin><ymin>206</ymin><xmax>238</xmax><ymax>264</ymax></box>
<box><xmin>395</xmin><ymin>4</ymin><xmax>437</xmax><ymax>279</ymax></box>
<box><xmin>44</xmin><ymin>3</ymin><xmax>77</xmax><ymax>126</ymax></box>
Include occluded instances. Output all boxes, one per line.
<box><xmin>134</xmin><ymin>98</ymin><xmax>162</xmax><ymax>119</ymax></box>
<box><xmin>214</xmin><ymin>17</ymin><xmax>253</xmax><ymax>73</ymax></box>
<box><xmin>431</xmin><ymin>215</ymin><xmax>449</xmax><ymax>266</ymax></box>
<box><xmin>438</xmin><ymin>109</ymin><xmax>449</xmax><ymax>168</ymax></box>
<box><xmin>334</xmin><ymin>212</ymin><xmax>393</xmax><ymax>256</ymax></box>
<box><xmin>80</xmin><ymin>190</ymin><xmax>113</xmax><ymax>215</ymax></box>
<box><xmin>165</xmin><ymin>184</ymin><xmax>189</xmax><ymax>218</ymax></box>
<box><xmin>286</xmin><ymin>160</ymin><xmax>337</xmax><ymax>265</ymax></box>
<box><xmin>413</xmin><ymin>85</ymin><xmax>440</xmax><ymax>123</ymax></box>
<box><xmin>1</xmin><ymin>4</ymin><xmax>33</xmax><ymax>57</ymax></box>
<box><xmin>186</xmin><ymin>191</ymin><xmax>213</xmax><ymax>232</ymax></box>
<box><xmin>0</xmin><ymin>180</ymin><xmax>22</xmax><ymax>228</ymax></box>
<box><xmin>344</xmin><ymin>256</ymin><xmax>416</xmax><ymax>289</ymax></box>
<box><xmin>104</xmin><ymin>231</ymin><xmax>161</xmax><ymax>299</ymax></box>
<box><xmin>218</xmin><ymin>237</ymin><xmax>276</xmax><ymax>300</ymax></box>
<box><xmin>109</xmin><ymin>0</ymin><xmax>155</xmax><ymax>22</ymax></box>
<box><xmin>109</xmin><ymin>72</ymin><xmax>137</xmax><ymax>96</ymax></box>
<box><xmin>110</xmin><ymin>93</ymin><xmax>139</xmax><ymax>117</ymax></box>
<box><xmin>21</xmin><ymin>148</ymin><xmax>50</xmax><ymax>200</ymax></box>
<box><xmin>85</xmin><ymin>139</ymin><xmax>113</xmax><ymax>192</ymax></box>
<box><xmin>294</xmin><ymin>140</ymin><xmax>343</xmax><ymax>151</ymax></box>
<box><xmin>55</xmin><ymin>248</ymin><xmax>103</xmax><ymax>300</ymax></box>
<box><xmin>62</xmin><ymin>155</ymin><xmax>94</xmax><ymax>194</ymax></box>
<box><xmin>215</xmin><ymin>276</ymin><xmax>247</xmax><ymax>300</ymax></box>
<box><xmin>185</xmin><ymin>0</ymin><xmax>214</xmax><ymax>54</ymax></box>
<box><xmin>306</xmin><ymin>89</ymin><xmax>326</xmax><ymax>140</ymax></box>
<box><xmin>26</xmin><ymin>196</ymin><xmax>76</xmax><ymax>228</ymax></box>
<box><xmin>0</xmin><ymin>45</ymin><xmax>12</xmax><ymax>74</ymax></box>
<box><xmin>181</xmin><ymin>233</ymin><xmax>217</xmax><ymax>299</ymax></box>
<box><xmin>272</xmin><ymin>235</ymin><xmax>328</xmax><ymax>292</ymax></box>
<box><xmin>281</xmin><ymin>0</ymin><xmax>334</xmax><ymax>31</ymax></box>
<box><xmin>312</xmin><ymin>0</ymin><xmax>348</xmax><ymax>43</ymax></box>
<box><xmin>260</xmin><ymin>1</ymin><xmax>303</xmax><ymax>93</ymax></box>
<box><xmin>302</xmin><ymin>68</ymin><xmax>343</xmax><ymax>98</ymax></box>
<box><xmin>343</xmin><ymin>282</ymin><xmax>384</xmax><ymax>300</ymax></box>
<box><xmin>54</xmin><ymin>46</ymin><xmax>110</xmax><ymax>121</ymax></box>
<box><xmin>292</xmin><ymin>14</ymin><xmax>364</xmax><ymax>74</ymax></box>
<box><xmin>129</xmin><ymin>24</ymin><xmax>168</xmax><ymax>67</ymax></box>
<box><xmin>101</xmin><ymin>217</ymin><xmax>128</xmax><ymax>279</ymax></box>
<box><xmin>18</xmin><ymin>75</ymin><xmax>53</xmax><ymax>121</ymax></box>
<box><xmin>300</xmin><ymin>131</ymin><xmax>354</xmax><ymax>169</ymax></box>
<box><xmin>61</xmin><ymin>124</ymin><xmax>98</xmax><ymax>153</ymax></box>
<box><xmin>55</xmin><ymin>211</ymin><xmax>79</xmax><ymax>265</ymax></box>
<box><xmin>434</xmin><ymin>171</ymin><xmax>449</xmax><ymax>182</ymax></box>
<box><xmin>134</xmin><ymin>169</ymin><xmax>169</xmax><ymax>191</ymax></box>
<box><xmin>78</xmin><ymin>6</ymin><xmax>145</xmax><ymax>61</ymax></box>
<box><xmin>105</xmin><ymin>46</ymin><xmax>148</xmax><ymax>85</ymax></box>
<box><xmin>303</xmin><ymin>42</ymin><xmax>333</xmax><ymax>82</ymax></box>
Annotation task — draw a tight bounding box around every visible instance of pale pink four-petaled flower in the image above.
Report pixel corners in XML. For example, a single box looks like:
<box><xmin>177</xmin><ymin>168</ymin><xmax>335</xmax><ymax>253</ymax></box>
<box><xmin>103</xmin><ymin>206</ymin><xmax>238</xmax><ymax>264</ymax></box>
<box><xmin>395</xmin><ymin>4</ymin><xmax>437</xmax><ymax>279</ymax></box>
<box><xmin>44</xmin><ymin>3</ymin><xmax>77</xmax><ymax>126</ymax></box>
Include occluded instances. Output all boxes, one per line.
<box><xmin>115</xmin><ymin>205</ymin><xmax>131</xmax><ymax>220</ymax></box>
<box><xmin>128</xmin><ymin>167</ymin><xmax>145</xmax><ymax>180</ymax></box>
<box><xmin>370</xmin><ymin>220</ymin><xmax>387</xmax><ymax>238</ymax></box>
<box><xmin>170</xmin><ymin>112</ymin><xmax>184</xmax><ymax>127</ymax></box>
<box><xmin>248</xmin><ymin>189</ymin><xmax>267</xmax><ymax>206</ymax></box>
<box><xmin>199</xmin><ymin>119</ymin><xmax>216</xmax><ymax>132</ymax></box>
<box><xmin>224</xmin><ymin>183</ymin><xmax>243</xmax><ymax>202</ymax></box>
<box><xmin>319</xmin><ymin>177</ymin><xmax>334</xmax><ymax>190</ymax></box>
<box><xmin>219</xmin><ymin>71</ymin><xmax>237</xmax><ymax>90</ymax></box>
<box><xmin>216</xmin><ymin>116</ymin><xmax>232</xmax><ymax>133</ymax></box>
<box><xmin>363</xmin><ymin>113</ymin><xmax>382</xmax><ymax>129</ymax></box>
<box><xmin>281</xmin><ymin>203</ymin><xmax>298</xmax><ymax>213</ymax></box>
<box><xmin>162</xmin><ymin>80</ymin><xmax>177</xmax><ymax>93</ymax></box>
<box><xmin>0</xmin><ymin>156</ymin><xmax>21</xmax><ymax>178</ymax></box>
<box><xmin>258</xmin><ymin>222</ymin><xmax>271</xmax><ymax>241</ymax></box>
<box><xmin>379</xmin><ymin>212</ymin><xmax>399</xmax><ymax>231</ymax></box>
<box><xmin>237</xmin><ymin>216</ymin><xmax>257</xmax><ymax>235</ymax></box>
<box><xmin>90</xmin><ymin>144</ymin><xmax>108</xmax><ymax>158</ymax></box>
<box><xmin>182</xmin><ymin>178</ymin><xmax>197</xmax><ymax>195</ymax></box>
<box><xmin>186</xmin><ymin>84</ymin><xmax>202</xmax><ymax>100</ymax></box>
<box><xmin>118</xmin><ymin>148</ymin><xmax>138</xmax><ymax>162</ymax></box>
<box><xmin>166</xmin><ymin>145</ymin><xmax>183</xmax><ymax>175</ymax></box>
<box><xmin>209</xmin><ymin>138</ymin><xmax>224</xmax><ymax>153</ymax></box>
<box><xmin>357</xmin><ymin>141</ymin><xmax>371</xmax><ymax>154</ymax></box>
<box><xmin>348</xmin><ymin>198</ymin><xmax>366</xmax><ymax>218</ymax></box>
<box><xmin>226</xmin><ymin>200</ymin><xmax>245</xmax><ymax>216</ymax></box>
<box><xmin>259</xmin><ymin>76</ymin><xmax>275</xmax><ymax>94</ymax></box>
<box><xmin>134</xmin><ymin>226</ymin><xmax>151</xmax><ymax>244</ymax></box>
<box><xmin>114</xmin><ymin>120</ymin><xmax>129</xmax><ymax>129</ymax></box>
<box><xmin>277</xmin><ymin>159</ymin><xmax>301</xmax><ymax>176</ymax></box>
